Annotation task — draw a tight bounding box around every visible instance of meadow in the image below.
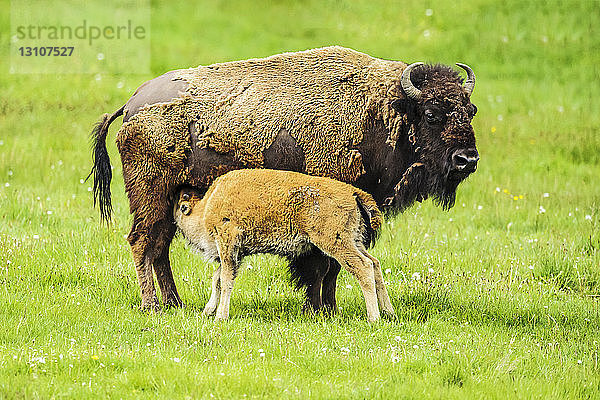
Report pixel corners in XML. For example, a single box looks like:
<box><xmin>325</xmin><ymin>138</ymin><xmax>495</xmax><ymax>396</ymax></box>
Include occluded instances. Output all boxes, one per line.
<box><xmin>1</xmin><ymin>0</ymin><xmax>599</xmax><ymax>398</ymax></box>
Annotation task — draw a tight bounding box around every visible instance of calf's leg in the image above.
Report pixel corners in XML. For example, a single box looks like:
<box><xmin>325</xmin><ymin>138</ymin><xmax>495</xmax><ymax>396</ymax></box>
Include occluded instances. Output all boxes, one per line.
<box><xmin>329</xmin><ymin>246</ymin><xmax>380</xmax><ymax>322</ymax></box>
<box><xmin>203</xmin><ymin>267</ymin><xmax>221</xmax><ymax>316</ymax></box>
<box><xmin>215</xmin><ymin>238</ymin><xmax>241</xmax><ymax>321</ymax></box>
<box><xmin>360</xmin><ymin>247</ymin><xmax>395</xmax><ymax>317</ymax></box>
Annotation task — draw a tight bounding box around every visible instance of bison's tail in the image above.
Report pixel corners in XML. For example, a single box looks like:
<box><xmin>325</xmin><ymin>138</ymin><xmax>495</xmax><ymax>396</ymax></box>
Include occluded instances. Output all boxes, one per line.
<box><xmin>354</xmin><ymin>189</ymin><xmax>383</xmax><ymax>248</ymax></box>
<box><xmin>87</xmin><ymin>105</ymin><xmax>125</xmax><ymax>224</ymax></box>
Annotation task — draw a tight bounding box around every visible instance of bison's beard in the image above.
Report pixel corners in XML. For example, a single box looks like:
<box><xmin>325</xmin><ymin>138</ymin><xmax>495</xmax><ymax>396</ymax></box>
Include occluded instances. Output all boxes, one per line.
<box><xmin>388</xmin><ymin>162</ymin><xmax>461</xmax><ymax>212</ymax></box>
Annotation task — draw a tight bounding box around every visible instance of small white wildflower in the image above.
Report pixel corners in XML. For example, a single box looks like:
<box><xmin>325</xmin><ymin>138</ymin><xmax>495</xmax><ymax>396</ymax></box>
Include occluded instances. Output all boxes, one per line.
<box><xmin>172</xmin><ymin>357</ymin><xmax>180</xmax><ymax>363</ymax></box>
<box><xmin>117</xmin><ymin>81</ymin><xmax>124</xmax><ymax>89</ymax></box>
<box><xmin>528</xmin><ymin>265</ymin><xmax>534</xmax><ymax>270</ymax></box>
<box><xmin>477</xmin><ymin>205</ymin><xmax>483</xmax><ymax>210</ymax></box>
<box><xmin>394</xmin><ymin>336</ymin><xmax>402</xmax><ymax>342</ymax></box>
<box><xmin>425</xmin><ymin>9</ymin><xmax>433</xmax><ymax>16</ymax></box>
<box><xmin>346</xmin><ymin>284</ymin><xmax>352</xmax><ymax>289</ymax></box>
<box><xmin>539</xmin><ymin>206</ymin><xmax>546</xmax><ymax>214</ymax></box>
<box><xmin>8</xmin><ymin>170</ymin><xmax>13</xmax><ymax>176</ymax></box>
<box><xmin>80</xmin><ymin>179</ymin><xmax>85</xmax><ymax>184</ymax></box>
<box><xmin>577</xmin><ymin>360</ymin><xmax>582</xmax><ymax>365</ymax></box>
<box><xmin>391</xmin><ymin>355</ymin><xmax>400</xmax><ymax>363</ymax></box>
<box><xmin>87</xmin><ymin>187</ymin><xmax>92</xmax><ymax>192</ymax></box>
<box><xmin>413</xmin><ymin>345</ymin><xmax>419</xmax><ymax>349</ymax></box>
<box><xmin>412</xmin><ymin>272</ymin><xmax>421</xmax><ymax>281</ymax></box>
<box><xmin>497</xmin><ymin>114</ymin><xmax>503</xmax><ymax>121</ymax></box>
<box><xmin>542</xmin><ymin>193</ymin><xmax>550</xmax><ymax>198</ymax></box>
<box><xmin>423</xmin><ymin>30</ymin><xmax>431</xmax><ymax>38</ymax></box>
<box><xmin>247</xmin><ymin>264</ymin><xmax>253</xmax><ymax>270</ymax></box>
<box><xmin>46</xmin><ymin>210</ymin><xmax>53</xmax><ymax>215</ymax></box>
<box><xmin>340</xmin><ymin>347</ymin><xmax>350</xmax><ymax>354</ymax></box>
<box><xmin>32</xmin><ymin>234</ymin><xmax>40</xmax><ymax>240</ymax></box>
<box><xmin>385</xmin><ymin>268</ymin><xmax>392</xmax><ymax>274</ymax></box>
<box><xmin>97</xmin><ymin>53</ymin><xmax>105</xmax><ymax>61</ymax></box>
<box><xmin>585</xmin><ymin>215</ymin><xmax>592</xmax><ymax>221</ymax></box>
<box><xmin>428</xmin><ymin>267</ymin><xmax>434</xmax><ymax>273</ymax></box>
<box><xmin>4</xmin><ymin>183</ymin><xmax>9</xmax><ymax>187</ymax></box>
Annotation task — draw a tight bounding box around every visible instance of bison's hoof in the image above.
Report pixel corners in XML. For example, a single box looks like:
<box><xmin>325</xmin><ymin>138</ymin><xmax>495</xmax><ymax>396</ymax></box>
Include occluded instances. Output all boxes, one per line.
<box><xmin>139</xmin><ymin>297</ymin><xmax>161</xmax><ymax>313</ymax></box>
<box><xmin>163</xmin><ymin>297</ymin><xmax>184</xmax><ymax>309</ymax></box>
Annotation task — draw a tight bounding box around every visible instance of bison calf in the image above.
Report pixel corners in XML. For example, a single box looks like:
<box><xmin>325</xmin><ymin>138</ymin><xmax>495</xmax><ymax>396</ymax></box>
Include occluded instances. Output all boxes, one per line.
<box><xmin>174</xmin><ymin>169</ymin><xmax>395</xmax><ymax>322</ymax></box>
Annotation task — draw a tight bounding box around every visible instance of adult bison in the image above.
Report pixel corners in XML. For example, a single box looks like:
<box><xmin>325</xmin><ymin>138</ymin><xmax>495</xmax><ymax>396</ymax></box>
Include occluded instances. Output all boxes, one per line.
<box><xmin>89</xmin><ymin>46</ymin><xmax>479</xmax><ymax>312</ymax></box>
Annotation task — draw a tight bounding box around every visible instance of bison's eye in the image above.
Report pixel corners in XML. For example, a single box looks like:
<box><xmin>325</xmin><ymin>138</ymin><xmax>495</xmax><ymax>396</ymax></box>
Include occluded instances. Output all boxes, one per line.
<box><xmin>425</xmin><ymin>110</ymin><xmax>438</xmax><ymax>124</ymax></box>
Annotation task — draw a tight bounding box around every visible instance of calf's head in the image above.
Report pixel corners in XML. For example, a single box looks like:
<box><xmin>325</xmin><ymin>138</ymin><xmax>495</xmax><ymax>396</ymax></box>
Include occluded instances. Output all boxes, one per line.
<box><xmin>392</xmin><ymin>62</ymin><xmax>479</xmax><ymax>209</ymax></box>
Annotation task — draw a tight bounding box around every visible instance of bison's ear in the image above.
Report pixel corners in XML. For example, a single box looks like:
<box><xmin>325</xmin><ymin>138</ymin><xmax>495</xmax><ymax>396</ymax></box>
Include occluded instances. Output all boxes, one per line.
<box><xmin>390</xmin><ymin>98</ymin><xmax>409</xmax><ymax>113</ymax></box>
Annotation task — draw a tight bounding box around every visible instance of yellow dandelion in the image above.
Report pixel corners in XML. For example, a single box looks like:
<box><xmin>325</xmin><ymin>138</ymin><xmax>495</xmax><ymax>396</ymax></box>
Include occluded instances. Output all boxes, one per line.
<box><xmin>91</xmin><ymin>355</ymin><xmax>99</xmax><ymax>360</ymax></box>
<box><xmin>491</xmin><ymin>126</ymin><xmax>497</xmax><ymax>133</ymax></box>
<box><xmin>503</xmin><ymin>189</ymin><xmax>509</xmax><ymax>194</ymax></box>
<box><xmin>513</xmin><ymin>196</ymin><xmax>518</xmax><ymax>201</ymax></box>
<box><xmin>519</xmin><ymin>195</ymin><xmax>524</xmax><ymax>199</ymax></box>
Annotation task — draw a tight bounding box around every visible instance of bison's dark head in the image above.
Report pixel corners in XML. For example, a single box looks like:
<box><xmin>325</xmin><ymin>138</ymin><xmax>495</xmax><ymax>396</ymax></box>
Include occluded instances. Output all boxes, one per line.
<box><xmin>391</xmin><ymin>62</ymin><xmax>479</xmax><ymax>210</ymax></box>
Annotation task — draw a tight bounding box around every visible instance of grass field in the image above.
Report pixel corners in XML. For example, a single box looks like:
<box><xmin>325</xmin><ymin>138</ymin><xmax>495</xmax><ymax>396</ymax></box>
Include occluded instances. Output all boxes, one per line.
<box><xmin>1</xmin><ymin>0</ymin><xmax>599</xmax><ymax>398</ymax></box>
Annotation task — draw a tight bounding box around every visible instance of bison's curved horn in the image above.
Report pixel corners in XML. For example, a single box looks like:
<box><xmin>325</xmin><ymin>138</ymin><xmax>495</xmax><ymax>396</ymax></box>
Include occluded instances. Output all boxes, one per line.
<box><xmin>456</xmin><ymin>63</ymin><xmax>475</xmax><ymax>96</ymax></box>
<box><xmin>400</xmin><ymin>62</ymin><xmax>424</xmax><ymax>101</ymax></box>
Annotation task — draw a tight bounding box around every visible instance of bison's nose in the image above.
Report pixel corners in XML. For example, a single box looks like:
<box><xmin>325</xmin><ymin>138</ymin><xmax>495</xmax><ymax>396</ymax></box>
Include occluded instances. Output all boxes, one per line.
<box><xmin>451</xmin><ymin>148</ymin><xmax>479</xmax><ymax>173</ymax></box>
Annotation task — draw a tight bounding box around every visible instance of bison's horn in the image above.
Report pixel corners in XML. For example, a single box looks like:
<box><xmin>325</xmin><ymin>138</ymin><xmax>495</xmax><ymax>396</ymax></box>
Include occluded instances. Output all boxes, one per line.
<box><xmin>400</xmin><ymin>62</ymin><xmax>424</xmax><ymax>101</ymax></box>
<box><xmin>456</xmin><ymin>63</ymin><xmax>475</xmax><ymax>96</ymax></box>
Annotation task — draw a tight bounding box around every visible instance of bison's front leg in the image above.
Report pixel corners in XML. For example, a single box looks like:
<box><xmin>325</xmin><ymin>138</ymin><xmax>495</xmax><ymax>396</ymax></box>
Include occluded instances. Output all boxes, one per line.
<box><xmin>321</xmin><ymin>258</ymin><xmax>341</xmax><ymax>313</ymax></box>
<box><xmin>289</xmin><ymin>252</ymin><xmax>326</xmax><ymax>312</ymax></box>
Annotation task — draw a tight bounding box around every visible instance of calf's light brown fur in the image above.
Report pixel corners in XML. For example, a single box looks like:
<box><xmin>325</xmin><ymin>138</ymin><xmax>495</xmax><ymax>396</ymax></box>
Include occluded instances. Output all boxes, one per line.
<box><xmin>174</xmin><ymin>169</ymin><xmax>395</xmax><ymax>322</ymax></box>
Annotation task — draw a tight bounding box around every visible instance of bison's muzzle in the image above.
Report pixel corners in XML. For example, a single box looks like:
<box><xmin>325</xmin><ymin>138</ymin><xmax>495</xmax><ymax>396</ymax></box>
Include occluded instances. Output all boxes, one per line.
<box><xmin>450</xmin><ymin>148</ymin><xmax>479</xmax><ymax>176</ymax></box>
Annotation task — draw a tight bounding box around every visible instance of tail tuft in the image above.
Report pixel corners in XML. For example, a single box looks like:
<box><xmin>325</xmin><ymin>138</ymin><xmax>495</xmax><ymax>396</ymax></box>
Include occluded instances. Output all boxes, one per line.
<box><xmin>86</xmin><ymin>105</ymin><xmax>124</xmax><ymax>224</ymax></box>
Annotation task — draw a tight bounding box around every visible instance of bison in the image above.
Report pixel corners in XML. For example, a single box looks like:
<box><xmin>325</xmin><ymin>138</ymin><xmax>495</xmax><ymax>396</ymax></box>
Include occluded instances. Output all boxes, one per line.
<box><xmin>89</xmin><ymin>46</ymin><xmax>479</xmax><ymax>312</ymax></box>
<box><xmin>174</xmin><ymin>169</ymin><xmax>395</xmax><ymax>322</ymax></box>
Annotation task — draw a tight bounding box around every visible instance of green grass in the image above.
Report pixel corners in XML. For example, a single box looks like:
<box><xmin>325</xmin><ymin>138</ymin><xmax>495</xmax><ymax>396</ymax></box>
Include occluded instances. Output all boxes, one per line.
<box><xmin>1</xmin><ymin>0</ymin><xmax>599</xmax><ymax>398</ymax></box>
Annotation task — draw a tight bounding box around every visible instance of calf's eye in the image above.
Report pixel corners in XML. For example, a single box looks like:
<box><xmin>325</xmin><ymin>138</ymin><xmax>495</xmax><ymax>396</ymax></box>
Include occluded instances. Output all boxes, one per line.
<box><xmin>180</xmin><ymin>203</ymin><xmax>191</xmax><ymax>215</ymax></box>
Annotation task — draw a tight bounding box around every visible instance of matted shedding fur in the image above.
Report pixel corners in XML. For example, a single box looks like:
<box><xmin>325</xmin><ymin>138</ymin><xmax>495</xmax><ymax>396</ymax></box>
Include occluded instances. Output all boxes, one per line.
<box><xmin>113</xmin><ymin>46</ymin><xmax>409</xmax><ymax>223</ymax></box>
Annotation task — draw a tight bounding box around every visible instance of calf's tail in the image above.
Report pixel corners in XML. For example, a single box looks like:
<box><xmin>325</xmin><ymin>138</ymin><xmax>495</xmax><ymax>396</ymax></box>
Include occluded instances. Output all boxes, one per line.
<box><xmin>354</xmin><ymin>189</ymin><xmax>383</xmax><ymax>248</ymax></box>
<box><xmin>87</xmin><ymin>105</ymin><xmax>125</xmax><ymax>223</ymax></box>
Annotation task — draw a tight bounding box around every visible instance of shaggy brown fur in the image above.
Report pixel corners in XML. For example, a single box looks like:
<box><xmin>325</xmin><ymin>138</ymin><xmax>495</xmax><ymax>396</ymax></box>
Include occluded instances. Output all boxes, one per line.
<box><xmin>89</xmin><ymin>46</ymin><xmax>479</xmax><ymax>311</ymax></box>
<box><xmin>174</xmin><ymin>169</ymin><xmax>394</xmax><ymax>322</ymax></box>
